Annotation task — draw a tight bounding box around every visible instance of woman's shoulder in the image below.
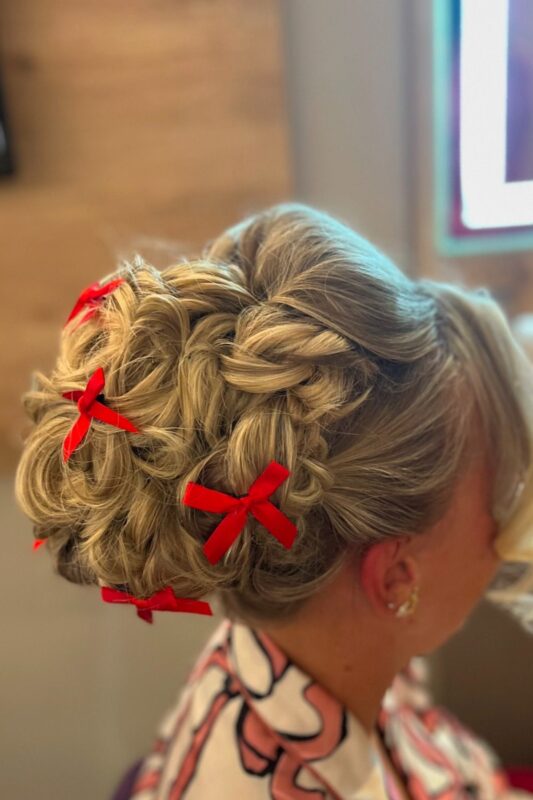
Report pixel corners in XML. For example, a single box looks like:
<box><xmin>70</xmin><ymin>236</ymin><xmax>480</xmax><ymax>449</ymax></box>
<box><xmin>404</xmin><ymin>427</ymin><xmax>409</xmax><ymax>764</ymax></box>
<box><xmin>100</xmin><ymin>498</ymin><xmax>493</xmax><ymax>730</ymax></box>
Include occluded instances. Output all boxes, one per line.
<box><xmin>125</xmin><ymin>632</ymin><xmax>523</xmax><ymax>800</ymax></box>
<box><xmin>126</xmin><ymin>619</ymin><xmax>252</xmax><ymax>799</ymax></box>
<box><xmin>379</xmin><ymin>656</ymin><xmax>515</xmax><ymax>799</ymax></box>
<box><xmin>126</xmin><ymin>618</ymin><xmax>379</xmax><ymax>799</ymax></box>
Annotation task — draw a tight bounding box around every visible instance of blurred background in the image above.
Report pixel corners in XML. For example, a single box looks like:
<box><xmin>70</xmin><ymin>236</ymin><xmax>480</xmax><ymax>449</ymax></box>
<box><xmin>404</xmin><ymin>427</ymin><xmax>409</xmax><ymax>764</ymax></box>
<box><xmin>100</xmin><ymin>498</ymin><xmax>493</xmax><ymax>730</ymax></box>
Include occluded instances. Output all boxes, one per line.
<box><xmin>2</xmin><ymin>1</ymin><xmax>533</xmax><ymax>797</ymax></box>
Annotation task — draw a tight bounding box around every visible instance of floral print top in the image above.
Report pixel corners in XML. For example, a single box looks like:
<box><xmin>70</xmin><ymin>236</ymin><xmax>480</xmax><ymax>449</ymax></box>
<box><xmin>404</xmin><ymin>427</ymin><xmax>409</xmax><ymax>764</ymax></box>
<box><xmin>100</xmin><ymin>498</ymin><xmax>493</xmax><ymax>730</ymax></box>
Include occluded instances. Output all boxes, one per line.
<box><xmin>127</xmin><ymin>617</ymin><xmax>519</xmax><ymax>799</ymax></box>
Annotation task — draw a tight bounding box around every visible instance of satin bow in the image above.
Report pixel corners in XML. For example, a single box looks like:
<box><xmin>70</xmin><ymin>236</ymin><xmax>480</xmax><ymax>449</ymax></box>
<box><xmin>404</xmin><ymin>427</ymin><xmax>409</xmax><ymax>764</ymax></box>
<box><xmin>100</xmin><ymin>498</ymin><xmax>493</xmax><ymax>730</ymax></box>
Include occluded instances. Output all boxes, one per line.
<box><xmin>100</xmin><ymin>585</ymin><xmax>213</xmax><ymax>623</ymax></box>
<box><xmin>62</xmin><ymin>367</ymin><xmax>139</xmax><ymax>461</ymax></box>
<box><xmin>65</xmin><ymin>278</ymin><xmax>124</xmax><ymax>327</ymax></box>
<box><xmin>182</xmin><ymin>460</ymin><xmax>298</xmax><ymax>565</ymax></box>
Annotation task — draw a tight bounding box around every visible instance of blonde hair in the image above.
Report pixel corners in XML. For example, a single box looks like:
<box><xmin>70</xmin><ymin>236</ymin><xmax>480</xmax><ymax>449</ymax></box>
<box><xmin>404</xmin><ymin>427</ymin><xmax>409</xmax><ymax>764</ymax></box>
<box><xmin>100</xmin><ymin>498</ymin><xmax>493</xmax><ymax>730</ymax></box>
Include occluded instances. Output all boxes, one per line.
<box><xmin>15</xmin><ymin>202</ymin><xmax>533</xmax><ymax>627</ymax></box>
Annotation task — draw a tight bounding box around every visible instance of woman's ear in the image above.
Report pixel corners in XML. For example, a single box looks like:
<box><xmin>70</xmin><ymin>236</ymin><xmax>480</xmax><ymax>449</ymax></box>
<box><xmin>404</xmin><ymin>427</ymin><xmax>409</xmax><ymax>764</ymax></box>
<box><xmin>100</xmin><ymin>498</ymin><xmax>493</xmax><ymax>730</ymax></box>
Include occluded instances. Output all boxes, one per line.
<box><xmin>359</xmin><ymin>536</ymin><xmax>420</xmax><ymax>616</ymax></box>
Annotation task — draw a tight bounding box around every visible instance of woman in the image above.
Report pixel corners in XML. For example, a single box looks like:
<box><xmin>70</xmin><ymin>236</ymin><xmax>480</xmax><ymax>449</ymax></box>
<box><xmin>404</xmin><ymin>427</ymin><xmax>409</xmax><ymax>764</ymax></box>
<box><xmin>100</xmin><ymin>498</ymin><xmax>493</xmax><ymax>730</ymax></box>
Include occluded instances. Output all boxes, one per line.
<box><xmin>16</xmin><ymin>203</ymin><xmax>533</xmax><ymax>798</ymax></box>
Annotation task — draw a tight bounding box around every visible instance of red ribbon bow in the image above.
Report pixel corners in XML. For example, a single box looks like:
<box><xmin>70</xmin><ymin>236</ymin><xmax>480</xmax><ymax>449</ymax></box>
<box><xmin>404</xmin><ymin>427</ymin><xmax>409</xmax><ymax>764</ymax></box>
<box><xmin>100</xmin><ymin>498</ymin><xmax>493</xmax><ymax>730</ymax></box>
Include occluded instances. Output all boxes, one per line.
<box><xmin>65</xmin><ymin>278</ymin><xmax>124</xmax><ymax>327</ymax></box>
<box><xmin>100</xmin><ymin>585</ymin><xmax>213</xmax><ymax>623</ymax></box>
<box><xmin>182</xmin><ymin>460</ymin><xmax>297</xmax><ymax>565</ymax></box>
<box><xmin>33</xmin><ymin>538</ymin><xmax>46</xmax><ymax>551</ymax></box>
<box><xmin>62</xmin><ymin>367</ymin><xmax>139</xmax><ymax>461</ymax></box>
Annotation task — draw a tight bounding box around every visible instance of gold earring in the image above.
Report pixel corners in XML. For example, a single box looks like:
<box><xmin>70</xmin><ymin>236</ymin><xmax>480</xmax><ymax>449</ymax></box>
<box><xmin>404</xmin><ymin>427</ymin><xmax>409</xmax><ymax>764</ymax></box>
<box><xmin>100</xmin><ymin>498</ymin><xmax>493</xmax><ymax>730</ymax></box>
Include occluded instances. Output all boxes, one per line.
<box><xmin>387</xmin><ymin>585</ymin><xmax>420</xmax><ymax>618</ymax></box>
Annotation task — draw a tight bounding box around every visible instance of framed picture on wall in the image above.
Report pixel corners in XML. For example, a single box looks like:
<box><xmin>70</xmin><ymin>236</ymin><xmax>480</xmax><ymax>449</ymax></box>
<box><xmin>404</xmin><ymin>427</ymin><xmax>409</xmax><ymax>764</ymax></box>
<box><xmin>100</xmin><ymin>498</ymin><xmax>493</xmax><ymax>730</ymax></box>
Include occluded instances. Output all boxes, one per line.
<box><xmin>434</xmin><ymin>0</ymin><xmax>533</xmax><ymax>256</ymax></box>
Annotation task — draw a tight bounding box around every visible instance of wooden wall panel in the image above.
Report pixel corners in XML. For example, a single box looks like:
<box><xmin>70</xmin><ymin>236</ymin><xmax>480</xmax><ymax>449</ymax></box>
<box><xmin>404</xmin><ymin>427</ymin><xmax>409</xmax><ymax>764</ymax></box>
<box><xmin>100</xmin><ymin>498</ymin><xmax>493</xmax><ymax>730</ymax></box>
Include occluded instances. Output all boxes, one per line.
<box><xmin>0</xmin><ymin>0</ymin><xmax>292</xmax><ymax>470</ymax></box>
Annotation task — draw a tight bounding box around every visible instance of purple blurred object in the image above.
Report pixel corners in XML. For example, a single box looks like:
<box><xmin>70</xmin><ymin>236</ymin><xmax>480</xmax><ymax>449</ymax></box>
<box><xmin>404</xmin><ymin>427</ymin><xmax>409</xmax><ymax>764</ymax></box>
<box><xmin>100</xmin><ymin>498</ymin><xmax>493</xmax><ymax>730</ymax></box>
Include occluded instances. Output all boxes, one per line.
<box><xmin>109</xmin><ymin>758</ymin><xmax>144</xmax><ymax>800</ymax></box>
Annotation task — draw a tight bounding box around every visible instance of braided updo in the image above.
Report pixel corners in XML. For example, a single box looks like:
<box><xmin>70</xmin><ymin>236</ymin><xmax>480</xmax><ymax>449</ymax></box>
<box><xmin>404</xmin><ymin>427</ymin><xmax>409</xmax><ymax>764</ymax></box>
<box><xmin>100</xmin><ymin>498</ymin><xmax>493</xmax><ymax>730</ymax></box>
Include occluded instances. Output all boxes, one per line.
<box><xmin>15</xmin><ymin>202</ymin><xmax>532</xmax><ymax>625</ymax></box>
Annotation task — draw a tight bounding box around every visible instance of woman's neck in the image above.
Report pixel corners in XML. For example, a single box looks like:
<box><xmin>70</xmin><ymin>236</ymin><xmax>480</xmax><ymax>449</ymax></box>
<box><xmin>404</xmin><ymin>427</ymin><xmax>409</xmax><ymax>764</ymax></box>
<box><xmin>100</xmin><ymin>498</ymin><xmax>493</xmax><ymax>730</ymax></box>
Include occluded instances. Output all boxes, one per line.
<box><xmin>259</xmin><ymin>599</ymin><xmax>409</xmax><ymax>735</ymax></box>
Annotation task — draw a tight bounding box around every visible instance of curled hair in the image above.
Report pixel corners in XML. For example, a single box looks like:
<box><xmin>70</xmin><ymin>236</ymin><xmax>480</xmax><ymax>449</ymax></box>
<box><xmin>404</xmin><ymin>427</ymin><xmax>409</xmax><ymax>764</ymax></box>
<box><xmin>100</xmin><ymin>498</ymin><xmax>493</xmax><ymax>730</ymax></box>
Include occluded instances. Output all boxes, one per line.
<box><xmin>15</xmin><ymin>202</ymin><xmax>533</xmax><ymax>626</ymax></box>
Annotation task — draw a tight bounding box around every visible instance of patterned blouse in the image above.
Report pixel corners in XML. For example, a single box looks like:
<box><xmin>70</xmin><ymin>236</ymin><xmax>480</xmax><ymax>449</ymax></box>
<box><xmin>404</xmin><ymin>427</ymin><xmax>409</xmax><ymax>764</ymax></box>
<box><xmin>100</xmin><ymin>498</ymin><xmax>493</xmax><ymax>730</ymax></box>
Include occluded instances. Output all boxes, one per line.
<box><xmin>126</xmin><ymin>617</ymin><xmax>524</xmax><ymax>799</ymax></box>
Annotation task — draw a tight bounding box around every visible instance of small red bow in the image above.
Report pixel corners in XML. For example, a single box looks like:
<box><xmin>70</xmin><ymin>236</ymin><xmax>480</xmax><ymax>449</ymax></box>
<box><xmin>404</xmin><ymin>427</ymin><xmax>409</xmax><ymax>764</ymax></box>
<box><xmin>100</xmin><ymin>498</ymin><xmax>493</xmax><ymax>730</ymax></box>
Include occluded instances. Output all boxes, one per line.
<box><xmin>65</xmin><ymin>278</ymin><xmax>124</xmax><ymax>327</ymax></box>
<box><xmin>33</xmin><ymin>538</ymin><xmax>46</xmax><ymax>551</ymax></box>
<box><xmin>182</xmin><ymin>460</ymin><xmax>297</xmax><ymax>565</ymax></box>
<box><xmin>62</xmin><ymin>367</ymin><xmax>139</xmax><ymax>461</ymax></box>
<box><xmin>100</xmin><ymin>585</ymin><xmax>213</xmax><ymax>623</ymax></box>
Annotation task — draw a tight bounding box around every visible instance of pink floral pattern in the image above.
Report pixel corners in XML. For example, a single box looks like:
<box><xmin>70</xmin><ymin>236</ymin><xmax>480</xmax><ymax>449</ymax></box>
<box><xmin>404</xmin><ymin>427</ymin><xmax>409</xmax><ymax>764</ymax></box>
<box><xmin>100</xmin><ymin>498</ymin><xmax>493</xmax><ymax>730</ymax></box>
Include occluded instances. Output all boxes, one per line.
<box><xmin>128</xmin><ymin>619</ymin><xmax>515</xmax><ymax>799</ymax></box>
